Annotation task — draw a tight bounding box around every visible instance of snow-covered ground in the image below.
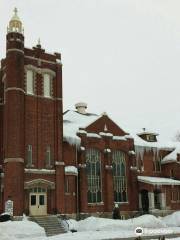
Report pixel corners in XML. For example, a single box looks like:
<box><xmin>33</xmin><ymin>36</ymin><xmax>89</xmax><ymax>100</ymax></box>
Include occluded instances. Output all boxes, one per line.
<box><xmin>0</xmin><ymin>217</ymin><xmax>45</xmax><ymax>240</ymax></box>
<box><xmin>1</xmin><ymin>212</ymin><xmax>180</xmax><ymax>240</ymax></box>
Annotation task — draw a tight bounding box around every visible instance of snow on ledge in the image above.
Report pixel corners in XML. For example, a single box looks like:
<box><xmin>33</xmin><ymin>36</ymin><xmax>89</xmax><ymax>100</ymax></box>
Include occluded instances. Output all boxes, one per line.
<box><xmin>128</xmin><ymin>150</ymin><xmax>135</xmax><ymax>155</ymax></box>
<box><xmin>113</xmin><ymin>136</ymin><xmax>127</xmax><ymax>141</ymax></box>
<box><xmin>104</xmin><ymin>148</ymin><xmax>111</xmax><ymax>153</ymax></box>
<box><xmin>99</xmin><ymin>132</ymin><xmax>113</xmax><ymax>137</ymax></box>
<box><xmin>80</xmin><ymin>146</ymin><xmax>85</xmax><ymax>151</ymax></box>
<box><xmin>24</xmin><ymin>168</ymin><xmax>55</xmax><ymax>174</ymax></box>
<box><xmin>138</xmin><ymin>176</ymin><xmax>180</xmax><ymax>185</ymax></box>
<box><xmin>86</xmin><ymin>133</ymin><xmax>101</xmax><ymax>138</ymax></box>
<box><xmin>65</xmin><ymin>166</ymin><xmax>78</xmax><ymax>175</ymax></box>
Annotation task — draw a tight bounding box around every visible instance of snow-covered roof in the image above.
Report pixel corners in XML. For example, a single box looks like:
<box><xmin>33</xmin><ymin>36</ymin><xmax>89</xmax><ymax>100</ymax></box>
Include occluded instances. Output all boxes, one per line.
<box><xmin>138</xmin><ymin>176</ymin><xmax>180</xmax><ymax>185</ymax></box>
<box><xmin>63</xmin><ymin>110</ymin><xmax>178</xmax><ymax>163</ymax></box>
<box><xmin>65</xmin><ymin>166</ymin><xmax>78</xmax><ymax>175</ymax></box>
<box><xmin>63</xmin><ymin>110</ymin><xmax>133</xmax><ymax>146</ymax></box>
<box><xmin>137</xmin><ymin>131</ymin><xmax>159</xmax><ymax>136</ymax></box>
<box><xmin>162</xmin><ymin>142</ymin><xmax>180</xmax><ymax>164</ymax></box>
<box><xmin>133</xmin><ymin>133</ymin><xmax>174</xmax><ymax>150</ymax></box>
<box><xmin>63</xmin><ymin>110</ymin><xmax>100</xmax><ymax>146</ymax></box>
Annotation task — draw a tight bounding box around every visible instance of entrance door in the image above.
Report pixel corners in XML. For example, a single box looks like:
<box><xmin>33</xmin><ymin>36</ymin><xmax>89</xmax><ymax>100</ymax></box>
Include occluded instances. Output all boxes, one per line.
<box><xmin>29</xmin><ymin>187</ymin><xmax>47</xmax><ymax>216</ymax></box>
<box><xmin>154</xmin><ymin>190</ymin><xmax>161</xmax><ymax>209</ymax></box>
<box><xmin>141</xmin><ymin>189</ymin><xmax>149</xmax><ymax>213</ymax></box>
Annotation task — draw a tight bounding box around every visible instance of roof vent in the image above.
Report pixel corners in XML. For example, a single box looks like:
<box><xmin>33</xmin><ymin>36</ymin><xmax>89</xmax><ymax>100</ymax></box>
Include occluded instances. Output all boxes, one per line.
<box><xmin>75</xmin><ymin>102</ymin><xmax>87</xmax><ymax>114</ymax></box>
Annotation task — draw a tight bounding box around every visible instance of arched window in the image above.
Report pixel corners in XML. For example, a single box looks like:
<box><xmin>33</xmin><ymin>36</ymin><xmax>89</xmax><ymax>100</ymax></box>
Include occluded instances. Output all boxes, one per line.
<box><xmin>26</xmin><ymin>144</ymin><xmax>33</xmax><ymax>167</ymax></box>
<box><xmin>112</xmin><ymin>150</ymin><xmax>127</xmax><ymax>202</ymax></box>
<box><xmin>43</xmin><ymin>73</ymin><xmax>52</xmax><ymax>98</ymax></box>
<box><xmin>154</xmin><ymin>156</ymin><xmax>162</xmax><ymax>172</ymax></box>
<box><xmin>86</xmin><ymin>148</ymin><xmax>102</xmax><ymax>203</ymax></box>
<box><xmin>26</xmin><ymin>70</ymin><xmax>34</xmax><ymax>94</ymax></box>
<box><xmin>45</xmin><ymin>146</ymin><xmax>52</xmax><ymax>168</ymax></box>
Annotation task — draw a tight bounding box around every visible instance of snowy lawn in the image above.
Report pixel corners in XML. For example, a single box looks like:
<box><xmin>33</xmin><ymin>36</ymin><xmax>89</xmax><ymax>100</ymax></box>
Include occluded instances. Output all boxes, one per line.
<box><xmin>0</xmin><ymin>218</ymin><xmax>45</xmax><ymax>240</ymax></box>
<box><xmin>1</xmin><ymin>212</ymin><xmax>180</xmax><ymax>240</ymax></box>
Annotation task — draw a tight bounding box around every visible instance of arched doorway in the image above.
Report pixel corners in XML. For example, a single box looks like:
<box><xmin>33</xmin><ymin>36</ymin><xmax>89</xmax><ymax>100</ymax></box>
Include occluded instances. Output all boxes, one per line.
<box><xmin>141</xmin><ymin>189</ymin><xmax>149</xmax><ymax>213</ymax></box>
<box><xmin>24</xmin><ymin>179</ymin><xmax>55</xmax><ymax>216</ymax></box>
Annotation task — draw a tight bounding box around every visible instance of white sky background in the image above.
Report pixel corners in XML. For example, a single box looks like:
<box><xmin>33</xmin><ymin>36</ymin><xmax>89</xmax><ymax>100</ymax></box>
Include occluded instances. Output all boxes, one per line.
<box><xmin>1</xmin><ymin>0</ymin><xmax>180</xmax><ymax>141</ymax></box>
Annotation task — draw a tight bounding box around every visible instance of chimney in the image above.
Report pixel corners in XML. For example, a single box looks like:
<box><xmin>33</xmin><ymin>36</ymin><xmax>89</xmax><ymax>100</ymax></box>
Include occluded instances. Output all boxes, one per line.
<box><xmin>75</xmin><ymin>102</ymin><xmax>87</xmax><ymax>114</ymax></box>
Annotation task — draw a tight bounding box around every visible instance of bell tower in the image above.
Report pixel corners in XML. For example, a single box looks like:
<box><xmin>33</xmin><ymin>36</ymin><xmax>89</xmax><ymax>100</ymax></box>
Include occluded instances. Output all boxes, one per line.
<box><xmin>7</xmin><ymin>8</ymin><xmax>24</xmax><ymax>34</ymax></box>
<box><xmin>1</xmin><ymin>8</ymin><xmax>64</xmax><ymax>216</ymax></box>
<box><xmin>3</xmin><ymin>8</ymin><xmax>25</xmax><ymax>215</ymax></box>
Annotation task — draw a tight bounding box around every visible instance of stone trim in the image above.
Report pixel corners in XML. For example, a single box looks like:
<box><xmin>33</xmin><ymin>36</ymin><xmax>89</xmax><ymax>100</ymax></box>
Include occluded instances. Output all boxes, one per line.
<box><xmin>24</xmin><ymin>178</ymin><xmax>55</xmax><ymax>189</ymax></box>
<box><xmin>55</xmin><ymin>161</ymin><xmax>65</xmax><ymax>166</ymax></box>
<box><xmin>24</xmin><ymin>168</ymin><xmax>55</xmax><ymax>174</ymax></box>
<box><xmin>56</xmin><ymin>97</ymin><xmax>62</xmax><ymax>101</ymax></box>
<box><xmin>25</xmin><ymin>64</ymin><xmax>39</xmax><ymax>73</ymax></box>
<box><xmin>5</xmin><ymin>87</ymin><xmax>25</xmax><ymax>94</ymax></box>
<box><xmin>41</xmin><ymin>68</ymin><xmax>56</xmax><ymax>77</ymax></box>
<box><xmin>9</xmin><ymin>38</ymin><xmax>23</xmax><ymax>42</ymax></box>
<box><xmin>105</xmin><ymin>165</ymin><xmax>113</xmax><ymax>170</ymax></box>
<box><xmin>114</xmin><ymin>201</ymin><xmax>129</xmax><ymax>204</ymax></box>
<box><xmin>25</xmin><ymin>93</ymin><xmax>62</xmax><ymax>101</ymax></box>
<box><xmin>87</xmin><ymin>202</ymin><xmax>104</xmax><ymax>206</ymax></box>
<box><xmin>35</xmin><ymin>95</ymin><xmax>61</xmax><ymax>101</ymax></box>
<box><xmin>65</xmin><ymin>172</ymin><xmax>78</xmax><ymax>176</ymax></box>
<box><xmin>4</xmin><ymin>158</ymin><xmax>24</xmax><ymax>163</ymax></box>
<box><xmin>78</xmin><ymin>163</ymin><xmax>86</xmax><ymax>168</ymax></box>
<box><xmin>0</xmin><ymin>173</ymin><xmax>4</xmax><ymax>178</ymax></box>
<box><xmin>2</xmin><ymin>73</ymin><xmax>6</xmax><ymax>82</ymax></box>
<box><xmin>25</xmin><ymin>56</ymin><xmax>60</xmax><ymax>65</ymax></box>
<box><xmin>7</xmin><ymin>49</ymin><xmax>24</xmax><ymax>54</ymax></box>
<box><xmin>25</xmin><ymin>64</ymin><xmax>56</xmax><ymax>76</ymax></box>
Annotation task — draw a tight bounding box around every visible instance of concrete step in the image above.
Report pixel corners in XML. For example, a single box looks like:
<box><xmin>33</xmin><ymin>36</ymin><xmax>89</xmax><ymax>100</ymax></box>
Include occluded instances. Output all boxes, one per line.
<box><xmin>29</xmin><ymin>215</ymin><xmax>67</xmax><ymax>236</ymax></box>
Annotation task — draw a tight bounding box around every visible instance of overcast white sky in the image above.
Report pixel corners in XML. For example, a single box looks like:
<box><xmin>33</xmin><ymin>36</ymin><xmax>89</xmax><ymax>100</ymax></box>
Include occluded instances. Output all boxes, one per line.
<box><xmin>1</xmin><ymin>0</ymin><xmax>180</xmax><ymax>141</ymax></box>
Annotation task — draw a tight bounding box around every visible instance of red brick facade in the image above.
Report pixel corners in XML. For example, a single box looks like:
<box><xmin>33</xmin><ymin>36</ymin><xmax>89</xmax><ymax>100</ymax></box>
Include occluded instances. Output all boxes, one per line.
<box><xmin>0</xmin><ymin>11</ymin><xmax>180</xmax><ymax>218</ymax></box>
<box><xmin>0</xmin><ymin>14</ymin><xmax>63</xmax><ymax>215</ymax></box>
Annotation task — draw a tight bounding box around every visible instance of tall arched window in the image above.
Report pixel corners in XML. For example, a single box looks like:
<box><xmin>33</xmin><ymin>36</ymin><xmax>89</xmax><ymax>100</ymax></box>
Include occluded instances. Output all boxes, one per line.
<box><xmin>26</xmin><ymin>70</ymin><xmax>34</xmax><ymax>94</ymax></box>
<box><xmin>112</xmin><ymin>150</ymin><xmax>127</xmax><ymax>202</ymax></box>
<box><xmin>86</xmin><ymin>148</ymin><xmax>102</xmax><ymax>203</ymax></box>
<box><xmin>45</xmin><ymin>146</ymin><xmax>52</xmax><ymax>168</ymax></box>
<box><xmin>43</xmin><ymin>73</ymin><xmax>52</xmax><ymax>98</ymax></box>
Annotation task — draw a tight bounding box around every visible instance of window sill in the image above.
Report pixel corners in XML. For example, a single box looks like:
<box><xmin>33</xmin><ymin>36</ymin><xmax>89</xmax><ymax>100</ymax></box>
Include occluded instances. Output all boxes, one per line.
<box><xmin>44</xmin><ymin>95</ymin><xmax>53</xmax><ymax>99</ymax></box>
<box><xmin>114</xmin><ymin>201</ymin><xmax>129</xmax><ymax>204</ymax></box>
<box><xmin>65</xmin><ymin>192</ymin><xmax>71</xmax><ymax>196</ymax></box>
<box><xmin>45</xmin><ymin>165</ymin><xmax>53</xmax><ymax>169</ymax></box>
<box><xmin>26</xmin><ymin>164</ymin><xmax>35</xmax><ymax>168</ymax></box>
<box><xmin>88</xmin><ymin>202</ymin><xmax>104</xmax><ymax>206</ymax></box>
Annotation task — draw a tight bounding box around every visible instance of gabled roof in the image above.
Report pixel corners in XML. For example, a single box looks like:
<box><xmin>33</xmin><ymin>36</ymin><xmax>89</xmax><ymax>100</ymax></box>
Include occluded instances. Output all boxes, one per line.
<box><xmin>63</xmin><ymin>110</ymin><xmax>129</xmax><ymax>146</ymax></box>
<box><xmin>86</xmin><ymin>113</ymin><xmax>128</xmax><ymax>136</ymax></box>
<box><xmin>63</xmin><ymin>109</ymin><xmax>178</xmax><ymax>163</ymax></box>
<box><xmin>63</xmin><ymin>110</ymin><xmax>100</xmax><ymax>145</ymax></box>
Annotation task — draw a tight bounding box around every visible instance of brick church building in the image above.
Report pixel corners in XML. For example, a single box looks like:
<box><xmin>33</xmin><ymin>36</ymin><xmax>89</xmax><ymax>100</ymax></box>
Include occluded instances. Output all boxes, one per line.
<box><xmin>0</xmin><ymin>9</ymin><xmax>180</xmax><ymax>218</ymax></box>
